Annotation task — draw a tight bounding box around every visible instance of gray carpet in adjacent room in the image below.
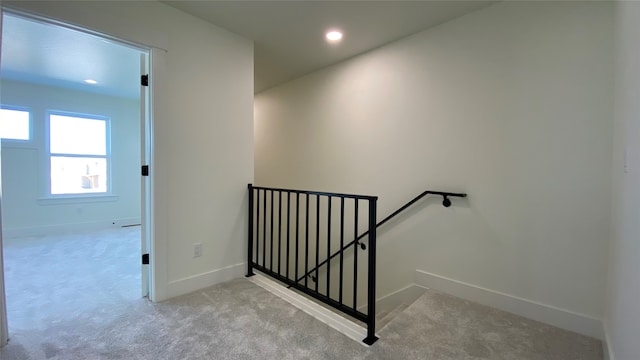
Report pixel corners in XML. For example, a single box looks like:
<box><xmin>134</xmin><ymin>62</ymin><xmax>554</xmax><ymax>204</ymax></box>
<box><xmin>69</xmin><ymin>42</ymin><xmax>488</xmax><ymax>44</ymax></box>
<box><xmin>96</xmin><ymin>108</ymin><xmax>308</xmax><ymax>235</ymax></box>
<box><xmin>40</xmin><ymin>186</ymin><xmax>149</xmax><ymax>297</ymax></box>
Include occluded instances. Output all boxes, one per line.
<box><xmin>2</xmin><ymin>227</ymin><xmax>141</xmax><ymax>332</ymax></box>
<box><xmin>1</xmin><ymin>229</ymin><xmax>602</xmax><ymax>359</ymax></box>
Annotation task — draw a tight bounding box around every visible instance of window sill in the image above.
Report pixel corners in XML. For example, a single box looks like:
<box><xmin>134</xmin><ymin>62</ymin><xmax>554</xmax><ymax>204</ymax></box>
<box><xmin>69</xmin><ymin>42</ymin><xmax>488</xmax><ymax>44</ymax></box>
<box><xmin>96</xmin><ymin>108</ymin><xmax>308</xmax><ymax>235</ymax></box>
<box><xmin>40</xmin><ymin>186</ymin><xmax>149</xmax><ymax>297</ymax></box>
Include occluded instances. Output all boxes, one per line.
<box><xmin>37</xmin><ymin>195</ymin><xmax>119</xmax><ymax>206</ymax></box>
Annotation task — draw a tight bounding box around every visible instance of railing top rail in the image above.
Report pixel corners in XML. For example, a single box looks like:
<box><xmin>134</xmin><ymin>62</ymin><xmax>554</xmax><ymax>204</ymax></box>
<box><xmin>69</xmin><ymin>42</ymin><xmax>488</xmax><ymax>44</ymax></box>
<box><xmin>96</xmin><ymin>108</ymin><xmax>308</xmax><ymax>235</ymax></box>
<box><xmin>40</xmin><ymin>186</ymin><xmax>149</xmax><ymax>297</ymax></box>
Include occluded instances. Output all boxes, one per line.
<box><xmin>249</xmin><ymin>184</ymin><xmax>378</xmax><ymax>201</ymax></box>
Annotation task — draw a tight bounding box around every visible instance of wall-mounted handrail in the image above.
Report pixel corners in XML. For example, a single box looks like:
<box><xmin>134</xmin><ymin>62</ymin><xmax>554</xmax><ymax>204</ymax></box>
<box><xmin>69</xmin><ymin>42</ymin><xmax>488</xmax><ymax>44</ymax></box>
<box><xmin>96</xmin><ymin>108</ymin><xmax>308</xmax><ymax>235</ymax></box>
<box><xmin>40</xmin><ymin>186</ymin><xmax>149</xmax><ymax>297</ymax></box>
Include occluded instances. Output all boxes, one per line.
<box><xmin>298</xmin><ymin>190</ymin><xmax>467</xmax><ymax>283</ymax></box>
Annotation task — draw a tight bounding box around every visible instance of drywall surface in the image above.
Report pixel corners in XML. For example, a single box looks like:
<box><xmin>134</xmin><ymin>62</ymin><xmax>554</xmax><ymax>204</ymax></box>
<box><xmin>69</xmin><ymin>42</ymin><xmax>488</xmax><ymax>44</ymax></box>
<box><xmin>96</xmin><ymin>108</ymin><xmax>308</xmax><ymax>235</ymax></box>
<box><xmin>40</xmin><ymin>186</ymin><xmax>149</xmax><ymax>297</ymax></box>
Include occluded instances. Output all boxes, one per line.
<box><xmin>4</xmin><ymin>1</ymin><xmax>254</xmax><ymax>301</ymax></box>
<box><xmin>605</xmin><ymin>1</ymin><xmax>640</xmax><ymax>358</ymax></box>
<box><xmin>255</xmin><ymin>0</ymin><xmax>613</xmax><ymax>322</ymax></box>
<box><xmin>1</xmin><ymin>80</ymin><xmax>141</xmax><ymax>234</ymax></box>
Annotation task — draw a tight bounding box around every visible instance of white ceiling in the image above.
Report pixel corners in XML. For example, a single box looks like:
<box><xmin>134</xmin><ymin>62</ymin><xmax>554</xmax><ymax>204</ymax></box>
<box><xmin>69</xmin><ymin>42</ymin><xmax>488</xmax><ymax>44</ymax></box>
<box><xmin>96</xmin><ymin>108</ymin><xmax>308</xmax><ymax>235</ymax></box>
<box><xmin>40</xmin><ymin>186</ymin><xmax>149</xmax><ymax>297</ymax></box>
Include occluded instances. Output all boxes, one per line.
<box><xmin>163</xmin><ymin>0</ymin><xmax>498</xmax><ymax>93</ymax></box>
<box><xmin>0</xmin><ymin>1</ymin><xmax>498</xmax><ymax>96</ymax></box>
<box><xmin>0</xmin><ymin>13</ymin><xmax>143</xmax><ymax>99</ymax></box>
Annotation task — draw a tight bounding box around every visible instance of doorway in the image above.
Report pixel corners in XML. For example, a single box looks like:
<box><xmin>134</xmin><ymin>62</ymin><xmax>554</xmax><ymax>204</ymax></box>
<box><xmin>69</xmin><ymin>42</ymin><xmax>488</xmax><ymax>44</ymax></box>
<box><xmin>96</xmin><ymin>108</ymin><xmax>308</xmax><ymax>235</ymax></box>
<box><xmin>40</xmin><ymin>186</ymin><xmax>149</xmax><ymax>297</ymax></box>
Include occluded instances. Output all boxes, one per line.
<box><xmin>0</xmin><ymin>10</ymin><xmax>153</xmax><ymax>345</ymax></box>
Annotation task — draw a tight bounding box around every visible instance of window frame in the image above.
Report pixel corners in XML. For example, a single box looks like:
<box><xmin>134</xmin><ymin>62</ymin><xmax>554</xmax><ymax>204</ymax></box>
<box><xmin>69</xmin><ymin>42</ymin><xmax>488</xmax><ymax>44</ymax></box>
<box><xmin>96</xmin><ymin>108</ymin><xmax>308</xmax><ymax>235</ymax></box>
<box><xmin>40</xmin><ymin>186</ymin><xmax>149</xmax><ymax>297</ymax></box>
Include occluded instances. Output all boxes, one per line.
<box><xmin>0</xmin><ymin>105</ymin><xmax>32</xmax><ymax>143</ymax></box>
<box><xmin>45</xmin><ymin>110</ymin><xmax>112</xmax><ymax>198</ymax></box>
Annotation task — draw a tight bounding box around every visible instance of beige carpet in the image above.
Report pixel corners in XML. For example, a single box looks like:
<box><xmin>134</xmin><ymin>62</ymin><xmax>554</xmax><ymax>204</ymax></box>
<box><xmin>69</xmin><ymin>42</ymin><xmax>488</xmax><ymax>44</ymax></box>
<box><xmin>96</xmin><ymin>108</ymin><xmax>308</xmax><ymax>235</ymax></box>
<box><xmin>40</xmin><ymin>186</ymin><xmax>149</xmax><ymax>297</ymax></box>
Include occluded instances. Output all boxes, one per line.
<box><xmin>0</xmin><ymin>228</ymin><xmax>602</xmax><ymax>359</ymax></box>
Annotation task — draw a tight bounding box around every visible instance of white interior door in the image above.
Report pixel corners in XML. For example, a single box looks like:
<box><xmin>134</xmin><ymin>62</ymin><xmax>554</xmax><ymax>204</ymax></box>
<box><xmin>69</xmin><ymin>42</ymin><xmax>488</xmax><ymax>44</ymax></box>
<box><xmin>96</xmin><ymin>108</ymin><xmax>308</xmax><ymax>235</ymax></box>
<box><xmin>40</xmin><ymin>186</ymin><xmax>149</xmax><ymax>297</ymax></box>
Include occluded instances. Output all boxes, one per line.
<box><xmin>140</xmin><ymin>52</ymin><xmax>151</xmax><ymax>298</ymax></box>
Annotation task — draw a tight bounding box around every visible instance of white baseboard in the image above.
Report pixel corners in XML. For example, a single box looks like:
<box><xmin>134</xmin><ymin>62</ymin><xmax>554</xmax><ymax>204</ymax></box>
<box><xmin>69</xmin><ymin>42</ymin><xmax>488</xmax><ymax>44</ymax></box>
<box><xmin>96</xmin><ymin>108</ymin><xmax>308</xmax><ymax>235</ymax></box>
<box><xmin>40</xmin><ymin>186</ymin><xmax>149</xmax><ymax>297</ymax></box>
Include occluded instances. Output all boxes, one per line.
<box><xmin>3</xmin><ymin>218</ymin><xmax>141</xmax><ymax>238</ymax></box>
<box><xmin>414</xmin><ymin>269</ymin><xmax>603</xmax><ymax>339</ymax></box>
<box><xmin>249</xmin><ymin>272</ymin><xmax>371</xmax><ymax>346</ymax></box>
<box><xmin>166</xmin><ymin>262</ymin><xmax>246</xmax><ymax>299</ymax></box>
<box><xmin>359</xmin><ymin>283</ymin><xmax>427</xmax><ymax>315</ymax></box>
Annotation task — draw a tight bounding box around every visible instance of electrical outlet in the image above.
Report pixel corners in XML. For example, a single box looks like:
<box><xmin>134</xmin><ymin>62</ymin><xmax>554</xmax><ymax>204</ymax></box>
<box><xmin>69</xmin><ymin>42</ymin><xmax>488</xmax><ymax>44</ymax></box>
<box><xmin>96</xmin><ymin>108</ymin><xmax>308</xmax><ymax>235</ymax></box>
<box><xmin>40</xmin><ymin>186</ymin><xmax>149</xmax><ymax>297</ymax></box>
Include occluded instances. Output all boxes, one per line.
<box><xmin>193</xmin><ymin>243</ymin><xmax>202</xmax><ymax>258</ymax></box>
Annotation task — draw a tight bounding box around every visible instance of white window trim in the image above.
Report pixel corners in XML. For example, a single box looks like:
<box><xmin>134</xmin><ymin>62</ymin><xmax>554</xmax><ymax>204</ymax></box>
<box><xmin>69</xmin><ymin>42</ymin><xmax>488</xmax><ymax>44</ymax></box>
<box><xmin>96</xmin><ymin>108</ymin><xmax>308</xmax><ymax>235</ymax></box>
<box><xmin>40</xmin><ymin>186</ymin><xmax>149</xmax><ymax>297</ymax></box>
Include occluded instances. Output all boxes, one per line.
<box><xmin>0</xmin><ymin>105</ymin><xmax>32</xmax><ymax>144</ymax></box>
<box><xmin>45</xmin><ymin>110</ymin><xmax>113</xmax><ymax>198</ymax></box>
<box><xmin>36</xmin><ymin>194</ymin><xmax>120</xmax><ymax>205</ymax></box>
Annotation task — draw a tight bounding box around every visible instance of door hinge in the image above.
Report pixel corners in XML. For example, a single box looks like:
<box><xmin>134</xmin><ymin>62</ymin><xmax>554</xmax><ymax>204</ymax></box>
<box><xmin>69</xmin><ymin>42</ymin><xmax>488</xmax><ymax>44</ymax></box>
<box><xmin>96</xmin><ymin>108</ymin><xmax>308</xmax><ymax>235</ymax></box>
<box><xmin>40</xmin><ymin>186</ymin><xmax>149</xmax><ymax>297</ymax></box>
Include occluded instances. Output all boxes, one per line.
<box><xmin>142</xmin><ymin>253</ymin><xmax>150</xmax><ymax>265</ymax></box>
<box><xmin>141</xmin><ymin>74</ymin><xmax>149</xmax><ymax>87</ymax></box>
<box><xmin>142</xmin><ymin>165</ymin><xmax>149</xmax><ymax>176</ymax></box>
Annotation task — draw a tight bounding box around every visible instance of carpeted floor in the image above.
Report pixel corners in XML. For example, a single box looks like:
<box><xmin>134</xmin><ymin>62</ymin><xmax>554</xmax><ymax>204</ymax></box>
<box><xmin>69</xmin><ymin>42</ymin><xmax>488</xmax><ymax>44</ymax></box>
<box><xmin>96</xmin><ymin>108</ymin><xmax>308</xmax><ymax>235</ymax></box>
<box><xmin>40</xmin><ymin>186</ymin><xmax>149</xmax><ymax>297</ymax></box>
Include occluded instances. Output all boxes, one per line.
<box><xmin>0</xmin><ymin>228</ymin><xmax>603</xmax><ymax>359</ymax></box>
<box><xmin>2</xmin><ymin>227</ymin><xmax>141</xmax><ymax>332</ymax></box>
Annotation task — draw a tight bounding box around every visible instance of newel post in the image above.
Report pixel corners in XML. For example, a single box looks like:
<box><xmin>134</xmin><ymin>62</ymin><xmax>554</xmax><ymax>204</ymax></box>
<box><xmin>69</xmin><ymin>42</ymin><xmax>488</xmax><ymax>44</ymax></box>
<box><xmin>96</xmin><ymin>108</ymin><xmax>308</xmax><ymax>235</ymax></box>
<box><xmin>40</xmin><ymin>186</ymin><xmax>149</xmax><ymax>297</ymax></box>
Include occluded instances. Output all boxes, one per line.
<box><xmin>363</xmin><ymin>196</ymin><xmax>378</xmax><ymax>345</ymax></box>
<box><xmin>246</xmin><ymin>184</ymin><xmax>254</xmax><ymax>277</ymax></box>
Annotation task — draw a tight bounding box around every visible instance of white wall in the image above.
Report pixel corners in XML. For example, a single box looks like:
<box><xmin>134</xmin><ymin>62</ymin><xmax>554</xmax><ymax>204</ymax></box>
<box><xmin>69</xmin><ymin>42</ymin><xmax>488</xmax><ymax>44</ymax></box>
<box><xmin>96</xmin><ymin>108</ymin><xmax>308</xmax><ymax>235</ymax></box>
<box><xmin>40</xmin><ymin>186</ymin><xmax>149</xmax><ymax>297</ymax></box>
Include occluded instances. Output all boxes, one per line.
<box><xmin>1</xmin><ymin>80</ymin><xmax>141</xmax><ymax>235</ymax></box>
<box><xmin>605</xmin><ymin>1</ymin><xmax>640</xmax><ymax>359</ymax></box>
<box><xmin>3</xmin><ymin>1</ymin><xmax>254</xmax><ymax>301</ymax></box>
<box><xmin>255</xmin><ymin>1</ymin><xmax>613</xmax><ymax>337</ymax></box>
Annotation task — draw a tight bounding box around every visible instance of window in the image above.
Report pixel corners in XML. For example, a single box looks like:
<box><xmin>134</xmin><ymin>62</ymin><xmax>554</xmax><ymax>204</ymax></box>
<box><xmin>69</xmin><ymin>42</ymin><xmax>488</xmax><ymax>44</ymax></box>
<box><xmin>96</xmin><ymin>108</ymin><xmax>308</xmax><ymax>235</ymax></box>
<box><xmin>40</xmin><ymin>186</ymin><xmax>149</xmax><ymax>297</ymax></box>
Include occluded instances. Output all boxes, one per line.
<box><xmin>48</xmin><ymin>112</ymin><xmax>110</xmax><ymax>195</ymax></box>
<box><xmin>0</xmin><ymin>107</ymin><xmax>30</xmax><ymax>141</ymax></box>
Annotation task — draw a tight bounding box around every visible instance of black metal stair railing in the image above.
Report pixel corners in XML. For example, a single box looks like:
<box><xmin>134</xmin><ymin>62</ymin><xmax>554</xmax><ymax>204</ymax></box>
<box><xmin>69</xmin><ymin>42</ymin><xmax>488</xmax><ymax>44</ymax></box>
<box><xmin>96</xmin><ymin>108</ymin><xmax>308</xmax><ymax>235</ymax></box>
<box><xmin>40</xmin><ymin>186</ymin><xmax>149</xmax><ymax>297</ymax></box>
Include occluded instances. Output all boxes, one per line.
<box><xmin>246</xmin><ymin>184</ymin><xmax>379</xmax><ymax>345</ymax></box>
<box><xmin>246</xmin><ymin>184</ymin><xmax>467</xmax><ymax>346</ymax></box>
<box><xmin>298</xmin><ymin>190</ymin><xmax>467</xmax><ymax>284</ymax></box>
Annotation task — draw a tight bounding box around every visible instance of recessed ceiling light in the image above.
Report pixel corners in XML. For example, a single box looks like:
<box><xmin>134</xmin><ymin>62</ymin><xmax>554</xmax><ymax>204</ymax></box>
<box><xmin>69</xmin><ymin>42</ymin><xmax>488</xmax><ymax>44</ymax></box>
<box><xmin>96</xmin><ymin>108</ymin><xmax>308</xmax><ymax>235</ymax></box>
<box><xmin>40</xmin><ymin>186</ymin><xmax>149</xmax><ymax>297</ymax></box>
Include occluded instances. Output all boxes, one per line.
<box><xmin>325</xmin><ymin>30</ymin><xmax>343</xmax><ymax>42</ymax></box>
<box><xmin>84</xmin><ymin>79</ymin><xmax>98</xmax><ymax>85</ymax></box>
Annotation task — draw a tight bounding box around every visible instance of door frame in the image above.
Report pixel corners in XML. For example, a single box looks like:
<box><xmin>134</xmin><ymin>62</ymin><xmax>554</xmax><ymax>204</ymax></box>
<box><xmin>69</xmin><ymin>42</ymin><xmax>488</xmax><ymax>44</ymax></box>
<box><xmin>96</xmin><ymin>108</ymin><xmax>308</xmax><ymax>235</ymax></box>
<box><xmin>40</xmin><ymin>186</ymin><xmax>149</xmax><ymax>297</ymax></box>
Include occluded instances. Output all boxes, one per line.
<box><xmin>140</xmin><ymin>52</ymin><xmax>152</xmax><ymax>298</ymax></box>
<box><xmin>0</xmin><ymin>8</ymin><xmax>157</xmax><ymax>346</ymax></box>
<box><xmin>0</xmin><ymin>6</ymin><xmax>9</xmax><ymax>347</ymax></box>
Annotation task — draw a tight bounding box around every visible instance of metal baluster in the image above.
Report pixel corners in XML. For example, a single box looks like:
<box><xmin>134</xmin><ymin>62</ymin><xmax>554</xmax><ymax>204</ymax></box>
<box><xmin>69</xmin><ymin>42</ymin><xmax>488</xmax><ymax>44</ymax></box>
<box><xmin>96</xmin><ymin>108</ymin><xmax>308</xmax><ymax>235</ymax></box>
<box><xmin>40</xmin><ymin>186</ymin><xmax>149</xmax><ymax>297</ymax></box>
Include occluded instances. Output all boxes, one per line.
<box><xmin>326</xmin><ymin>196</ymin><xmax>332</xmax><ymax>298</ymax></box>
<box><xmin>286</xmin><ymin>192</ymin><xmax>291</xmax><ymax>280</ymax></box>
<box><xmin>339</xmin><ymin>197</ymin><xmax>344</xmax><ymax>304</ymax></box>
<box><xmin>353</xmin><ymin>199</ymin><xmax>358</xmax><ymax>310</ymax></box>
<box><xmin>295</xmin><ymin>193</ymin><xmax>300</xmax><ymax>282</ymax></box>
<box><xmin>315</xmin><ymin>194</ymin><xmax>320</xmax><ymax>293</ymax></box>
<box><xmin>305</xmin><ymin>193</ymin><xmax>310</xmax><ymax>288</ymax></box>
<box><xmin>270</xmin><ymin>190</ymin><xmax>274</xmax><ymax>271</ymax></box>
<box><xmin>278</xmin><ymin>191</ymin><xmax>282</xmax><ymax>275</ymax></box>
<box><xmin>262</xmin><ymin>189</ymin><xmax>267</xmax><ymax>267</ymax></box>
